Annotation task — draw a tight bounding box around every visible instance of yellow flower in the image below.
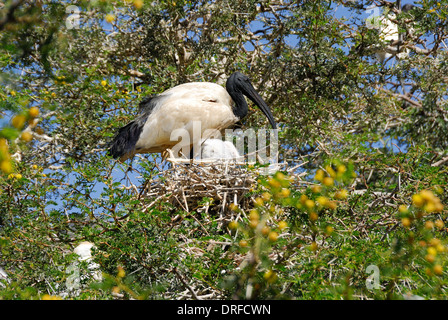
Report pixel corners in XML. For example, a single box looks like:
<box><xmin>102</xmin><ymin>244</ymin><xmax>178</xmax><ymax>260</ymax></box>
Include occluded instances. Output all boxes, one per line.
<box><xmin>309</xmin><ymin>241</ymin><xmax>318</xmax><ymax>251</ymax></box>
<box><xmin>0</xmin><ymin>160</ymin><xmax>13</xmax><ymax>174</ymax></box>
<box><xmin>228</xmin><ymin>221</ymin><xmax>238</xmax><ymax>230</ymax></box>
<box><xmin>20</xmin><ymin>131</ymin><xmax>33</xmax><ymax>142</ymax></box>
<box><xmin>309</xmin><ymin>212</ymin><xmax>318</xmax><ymax>222</ymax></box>
<box><xmin>425</xmin><ymin>221</ymin><xmax>435</xmax><ymax>230</ymax></box>
<box><xmin>101</xmin><ymin>80</ymin><xmax>107</xmax><ymax>87</ymax></box>
<box><xmin>262</xmin><ymin>192</ymin><xmax>271</xmax><ymax>201</ymax></box>
<box><xmin>335</xmin><ymin>189</ymin><xmax>348</xmax><ymax>200</ymax></box>
<box><xmin>280</xmin><ymin>188</ymin><xmax>290</xmax><ymax>198</ymax></box>
<box><xmin>423</xmin><ymin>202</ymin><xmax>435</xmax><ymax>213</ymax></box>
<box><xmin>420</xmin><ymin>190</ymin><xmax>435</xmax><ymax>202</ymax></box>
<box><xmin>261</xmin><ymin>226</ymin><xmax>270</xmax><ymax>235</ymax></box>
<box><xmin>325</xmin><ymin>225</ymin><xmax>334</xmax><ymax>235</ymax></box>
<box><xmin>249</xmin><ymin>219</ymin><xmax>258</xmax><ymax>229</ymax></box>
<box><xmin>435</xmin><ymin>219</ymin><xmax>444</xmax><ymax>229</ymax></box>
<box><xmin>401</xmin><ymin>217</ymin><xmax>411</xmax><ymax>228</ymax></box>
<box><xmin>429</xmin><ymin>238</ymin><xmax>440</xmax><ymax>246</ymax></box>
<box><xmin>239</xmin><ymin>239</ymin><xmax>248</xmax><ymax>247</ymax></box>
<box><xmin>325</xmin><ymin>165</ymin><xmax>336</xmax><ymax>178</ymax></box>
<box><xmin>322</xmin><ymin>177</ymin><xmax>334</xmax><ymax>187</ymax></box>
<box><xmin>275</xmin><ymin>172</ymin><xmax>286</xmax><ymax>181</ymax></box>
<box><xmin>268</xmin><ymin>231</ymin><xmax>278</xmax><ymax>242</ymax></box>
<box><xmin>249</xmin><ymin>209</ymin><xmax>259</xmax><ymax>221</ymax></box>
<box><xmin>427</xmin><ymin>247</ymin><xmax>437</xmax><ymax>257</ymax></box>
<box><xmin>29</xmin><ymin>106</ymin><xmax>39</xmax><ymax>118</ymax></box>
<box><xmin>268</xmin><ymin>177</ymin><xmax>281</xmax><ymax>188</ymax></box>
<box><xmin>263</xmin><ymin>270</ymin><xmax>277</xmax><ymax>283</ymax></box>
<box><xmin>11</xmin><ymin>115</ymin><xmax>26</xmax><ymax>129</ymax></box>
<box><xmin>278</xmin><ymin>221</ymin><xmax>288</xmax><ymax>230</ymax></box>
<box><xmin>299</xmin><ymin>194</ymin><xmax>308</xmax><ymax>204</ymax></box>
<box><xmin>105</xmin><ymin>14</ymin><xmax>116</xmax><ymax>23</ymax></box>
<box><xmin>327</xmin><ymin>201</ymin><xmax>337</xmax><ymax>210</ymax></box>
<box><xmin>412</xmin><ymin>194</ymin><xmax>424</xmax><ymax>208</ymax></box>
<box><xmin>314</xmin><ymin>169</ymin><xmax>324</xmax><ymax>182</ymax></box>
<box><xmin>316</xmin><ymin>196</ymin><xmax>328</xmax><ymax>207</ymax></box>
<box><xmin>117</xmin><ymin>266</ymin><xmax>125</xmax><ymax>278</ymax></box>
<box><xmin>311</xmin><ymin>185</ymin><xmax>322</xmax><ymax>193</ymax></box>
<box><xmin>433</xmin><ymin>265</ymin><xmax>443</xmax><ymax>276</ymax></box>
<box><xmin>434</xmin><ymin>202</ymin><xmax>444</xmax><ymax>212</ymax></box>
<box><xmin>304</xmin><ymin>199</ymin><xmax>315</xmax><ymax>210</ymax></box>
<box><xmin>398</xmin><ymin>205</ymin><xmax>409</xmax><ymax>214</ymax></box>
<box><xmin>337</xmin><ymin>164</ymin><xmax>347</xmax><ymax>174</ymax></box>
<box><xmin>133</xmin><ymin>0</ymin><xmax>143</xmax><ymax>9</ymax></box>
<box><xmin>254</xmin><ymin>197</ymin><xmax>264</xmax><ymax>207</ymax></box>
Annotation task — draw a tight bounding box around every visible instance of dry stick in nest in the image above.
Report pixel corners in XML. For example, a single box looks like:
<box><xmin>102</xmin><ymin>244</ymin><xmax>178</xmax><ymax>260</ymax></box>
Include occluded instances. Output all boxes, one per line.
<box><xmin>139</xmin><ymin>160</ymin><xmax>259</xmax><ymax>232</ymax></box>
<box><xmin>140</xmin><ymin>149</ymin><xmax>306</xmax><ymax>231</ymax></box>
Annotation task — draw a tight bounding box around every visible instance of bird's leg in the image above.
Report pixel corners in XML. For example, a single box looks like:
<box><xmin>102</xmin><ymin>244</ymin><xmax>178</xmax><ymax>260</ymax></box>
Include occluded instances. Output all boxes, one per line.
<box><xmin>162</xmin><ymin>150</ymin><xmax>169</xmax><ymax>161</ymax></box>
<box><xmin>162</xmin><ymin>148</ymin><xmax>177</xmax><ymax>163</ymax></box>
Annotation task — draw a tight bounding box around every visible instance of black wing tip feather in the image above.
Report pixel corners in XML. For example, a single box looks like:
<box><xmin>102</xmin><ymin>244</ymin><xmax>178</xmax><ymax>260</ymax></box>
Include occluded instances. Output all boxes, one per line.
<box><xmin>138</xmin><ymin>95</ymin><xmax>162</xmax><ymax>114</ymax></box>
<box><xmin>108</xmin><ymin>121</ymin><xmax>143</xmax><ymax>160</ymax></box>
<box><xmin>108</xmin><ymin>95</ymin><xmax>160</xmax><ymax>160</ymax></box>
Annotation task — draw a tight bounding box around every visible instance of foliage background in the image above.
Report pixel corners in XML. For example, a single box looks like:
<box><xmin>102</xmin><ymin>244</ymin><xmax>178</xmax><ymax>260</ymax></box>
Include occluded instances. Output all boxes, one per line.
<box><xmin>0</xmin><ymin>0</ymin><xmax>447</xmax><ymax>300</ymax></box>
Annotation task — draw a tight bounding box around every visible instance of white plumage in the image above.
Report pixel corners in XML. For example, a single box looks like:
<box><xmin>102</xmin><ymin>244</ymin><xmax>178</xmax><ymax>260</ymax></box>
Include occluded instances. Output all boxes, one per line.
<box><xmin>109</xmin><ymin>72</ymin><xmax>277</xmax><ymax>162</ymax></box>
<box><xmin>0</xmin><ymin>266</ymin><xmax>8</xmax><ymax>288</ymax></box>
<box><xmin>196</xmin><ymin>139</ymin><xmax>241</xmax><ymax>161</ymax></box>
<box><xmin>74</xmin><ymin>241</ymin><xmax>95</xmax><ymax>260</ymax></box>
<box><xmin>73</xmin><ymin>241</ymin><xmax>102</xmax><ymax>281</ymax></box>
<box><xmin>375</xmin><ymin>13</ymin><xmax>401</xmax><ymax>63</ymax></box>
<box><xmin>369</xmin><ymin>5</ymin><xmax>415</xmax><ymax>63</ymax></box>
<box><xmin>137</xmin><ymin>83</ymin><xmax>238</xmax><ymax>155</ymax></box>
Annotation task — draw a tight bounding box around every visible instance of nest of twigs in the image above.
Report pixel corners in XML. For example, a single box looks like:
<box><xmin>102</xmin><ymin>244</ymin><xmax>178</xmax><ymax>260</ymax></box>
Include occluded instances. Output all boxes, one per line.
<box><xmin>142</xmin><ymin>158</ymin><xmax>259</xmax><ymax>218</ymax></box>
<box><xmin>140</xmin><ymin>156</ymin><xmax>306</xmax><ymax>225</ymax></box>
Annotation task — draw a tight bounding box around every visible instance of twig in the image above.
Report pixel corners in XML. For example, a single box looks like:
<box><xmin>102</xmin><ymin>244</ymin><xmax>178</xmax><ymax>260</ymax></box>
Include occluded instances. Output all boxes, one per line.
<box><xmin>172</xmin><ymin>267</ymin><xmax>200</xmax><ymax>300</ymax></box>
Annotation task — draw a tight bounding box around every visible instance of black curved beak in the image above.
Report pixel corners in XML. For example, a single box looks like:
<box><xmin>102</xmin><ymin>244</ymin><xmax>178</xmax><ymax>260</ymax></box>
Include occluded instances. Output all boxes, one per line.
<box><xmin>242</xmin><ymin>83</ymin><xmax>277</xmax><ymax>130</ymax></box>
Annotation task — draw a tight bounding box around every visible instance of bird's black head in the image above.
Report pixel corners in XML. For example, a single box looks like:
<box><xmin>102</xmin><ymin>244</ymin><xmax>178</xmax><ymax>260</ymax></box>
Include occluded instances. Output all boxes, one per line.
<box><xmin>226</xmin><ymin>72</ymin><xmax>252</xmax><ymax>96</ymax></box>
<box><xmin>226</xmin><ymin>72</ymin><xmax>277</xmax><ymax>129</ymax></box>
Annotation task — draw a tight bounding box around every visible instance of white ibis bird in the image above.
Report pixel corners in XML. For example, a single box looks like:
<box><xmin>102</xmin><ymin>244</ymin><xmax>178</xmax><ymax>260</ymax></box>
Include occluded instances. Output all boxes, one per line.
<box><xmin>108</xmin><ymin>72</ymin><xmax>277</xmax><ymax>161</ymax></box>
<box><xmin>73</xmin><ymin>241</ymin><xmax>102</xmax><ymax>281</ymax></box>
<box><xmin>372</xmin><ymin>4</ymin><xmax>415</xmax><ymax>63</ymax></box>
<box><xmin>194</xmin><ymin>138</ymin><xmax>241</xmax><ymax>161</ymax></box>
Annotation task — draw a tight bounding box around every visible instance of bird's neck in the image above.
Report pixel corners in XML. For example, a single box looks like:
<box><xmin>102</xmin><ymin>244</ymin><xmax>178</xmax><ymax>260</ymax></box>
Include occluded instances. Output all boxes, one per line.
<box><xmin>228</xmin><ymin>90</ymin><xmax>248</xmax><ymax>120</ymax></box>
